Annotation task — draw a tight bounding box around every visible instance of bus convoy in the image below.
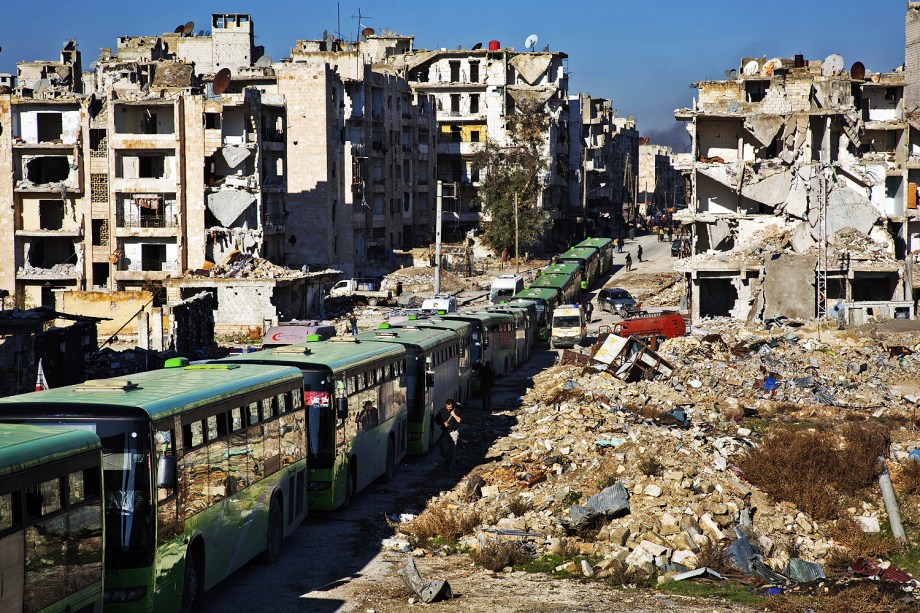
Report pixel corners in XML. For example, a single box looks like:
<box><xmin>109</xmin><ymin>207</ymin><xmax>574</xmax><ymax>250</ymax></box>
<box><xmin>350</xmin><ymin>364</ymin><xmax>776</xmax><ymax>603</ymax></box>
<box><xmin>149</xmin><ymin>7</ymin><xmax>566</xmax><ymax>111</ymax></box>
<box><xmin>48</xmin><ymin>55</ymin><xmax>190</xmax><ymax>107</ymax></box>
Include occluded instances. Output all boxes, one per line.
<box><xmin>0</xmin><ymin>238</ymin><xmax>615</xmax><ymax>613</ymax></box>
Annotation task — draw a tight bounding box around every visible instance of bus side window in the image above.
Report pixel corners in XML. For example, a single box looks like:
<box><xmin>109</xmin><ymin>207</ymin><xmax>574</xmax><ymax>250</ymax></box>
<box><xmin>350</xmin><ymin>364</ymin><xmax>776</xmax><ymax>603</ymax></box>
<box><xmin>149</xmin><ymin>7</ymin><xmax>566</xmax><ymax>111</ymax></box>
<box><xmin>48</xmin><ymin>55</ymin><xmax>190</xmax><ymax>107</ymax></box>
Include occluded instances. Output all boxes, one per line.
<box><xmin>0</xmin><ymin>492</ymin><xmax>16</xmax><ymax>531</ymax></box>
<box><xmin>248</xmin><ymin>402</ymin><xmax>265</xmax><ymax>482</ymax></box>
<box><xmin>291</xmin><ymin>389</ymin><xmax>303</xmax><ymax>409</ymax></box>
<box><xmin>278</xmin><ymin>393</ymin><xmax>287</xmax><ymax>414</ymax></box>
<box><xmin>228</xmin><ymin>408</ymin><xmax>249</xmax><ymax>492</ymax></box>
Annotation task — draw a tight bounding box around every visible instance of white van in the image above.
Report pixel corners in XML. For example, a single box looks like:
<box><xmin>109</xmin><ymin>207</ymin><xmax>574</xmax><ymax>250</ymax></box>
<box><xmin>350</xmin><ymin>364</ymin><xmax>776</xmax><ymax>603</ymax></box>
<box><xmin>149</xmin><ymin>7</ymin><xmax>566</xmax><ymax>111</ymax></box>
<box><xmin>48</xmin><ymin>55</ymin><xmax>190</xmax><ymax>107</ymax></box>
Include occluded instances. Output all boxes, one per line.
<box><xmin>420</xmin><ymin>294</ymin><xmax>458</xmax><ymax>313</ymax></box>
<box><xmin>489</xmin><ymin>275</ymin><xmax>524</xmax><ymax>304</ymax></box>
<box><xmin>550</xmin><ymin>304</ymin><xmax>586</xmax><ymax>349</ymax></box>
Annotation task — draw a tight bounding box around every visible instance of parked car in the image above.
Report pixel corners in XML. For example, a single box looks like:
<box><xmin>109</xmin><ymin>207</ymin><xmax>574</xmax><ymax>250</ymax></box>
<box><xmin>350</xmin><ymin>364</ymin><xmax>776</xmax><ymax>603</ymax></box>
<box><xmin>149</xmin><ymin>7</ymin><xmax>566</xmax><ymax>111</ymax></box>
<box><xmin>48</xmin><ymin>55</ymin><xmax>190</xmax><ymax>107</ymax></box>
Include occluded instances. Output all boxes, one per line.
<box><xmin>598</xmin><ymin>287</ymin><xmax>638</xmax><ymax>316</ymax></box>
<box><xmin>671</xmin><ymin>239</ymin><xmax>682</xmax><ymax>257</ymax></box>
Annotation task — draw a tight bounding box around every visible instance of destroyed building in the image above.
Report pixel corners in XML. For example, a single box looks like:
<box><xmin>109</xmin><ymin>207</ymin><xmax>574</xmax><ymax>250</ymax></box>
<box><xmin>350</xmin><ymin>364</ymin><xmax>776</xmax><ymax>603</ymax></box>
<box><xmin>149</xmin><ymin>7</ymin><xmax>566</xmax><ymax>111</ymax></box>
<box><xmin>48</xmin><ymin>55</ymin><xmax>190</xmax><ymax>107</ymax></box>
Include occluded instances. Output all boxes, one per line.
<box><xmin>675</xmin><ymin>51</ymin><xmax>917</xmax><ymax>324</ymax></box>
<box><xmin>565</xmin><ymin>95</ymin><xmax>640</xmax><ymax>239</ymax></box>
<box><xmin>638</xmin><ymin>142</ymin><xmax>686</xmax><ymax>218</ymax></box>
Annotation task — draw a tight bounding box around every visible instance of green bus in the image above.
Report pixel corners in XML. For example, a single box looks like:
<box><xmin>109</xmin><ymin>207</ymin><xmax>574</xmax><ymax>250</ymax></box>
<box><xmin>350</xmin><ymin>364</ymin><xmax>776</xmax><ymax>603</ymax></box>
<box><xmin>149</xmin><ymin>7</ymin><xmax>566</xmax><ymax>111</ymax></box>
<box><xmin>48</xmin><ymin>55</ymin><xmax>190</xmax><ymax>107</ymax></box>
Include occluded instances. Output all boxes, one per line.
<box><xmin>512</xmin><ymin>288</ymin><xmax>561</xmax><ymax>342</ymax></box>
<box><xmin>221</xmin><ymin>337</ymin><xmax>409</xmax><ymax>510</ymax></box>
<box><xmin>485</xmin><ymin>301</ymin><xmax>538</xmax><ymax>361</ymax></box>
<box><xmin>0</xmin><ymin>423</ymin><xmax>104</xmax><ymax>613</ymax></box>
<box><xmin>388</xmin><ymin>319</ymin><xmax>474</xmax><ymax>405</ymax></box>
<box><xmin>531</xmin><ymin>270</ymin><xmax>580</xmax><ymax>304</ymax></box>
<box><xmin>0</xmin><ymin>364</ymin><xmax>307</xmax><ymax>612</ymax></box>
<box><xmin>477</xmin><ymin>306</ymin><xmax>530</xmax><ymax>367</ymax></box>
<box><xmin>575</xmin><ymin>237</ymin><xmax>613</xmax><ymax>277</ymax></box>
<box><xmin>358</xmin><ymin>326</ymin><xmax>459</xmax><ymax>455</ymax></box>
<box><xmin>557</xmin><ymin>246</ymin><xmax>601</xmax><ymax>289</ymax></box>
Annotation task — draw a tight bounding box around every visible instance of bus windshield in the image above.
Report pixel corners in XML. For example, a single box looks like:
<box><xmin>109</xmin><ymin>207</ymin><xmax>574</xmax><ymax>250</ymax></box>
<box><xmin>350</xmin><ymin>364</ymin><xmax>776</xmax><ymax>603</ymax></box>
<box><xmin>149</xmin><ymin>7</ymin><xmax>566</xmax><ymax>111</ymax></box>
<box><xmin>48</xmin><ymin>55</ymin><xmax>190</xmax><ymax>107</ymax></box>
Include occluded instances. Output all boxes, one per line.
<box><xmin>553</xmin><ymin>316</ymin><xmax>581</xmax><ymax>328</ymax></box>
<box><xmin>35</xmin><ymin>419</ymin><xmax>154</xmax><ymax>567</ymax></box>
<box><xmin>302</xmin><ymin>370</ymin><xmax>334</xmax><ymax>464</ymax></box>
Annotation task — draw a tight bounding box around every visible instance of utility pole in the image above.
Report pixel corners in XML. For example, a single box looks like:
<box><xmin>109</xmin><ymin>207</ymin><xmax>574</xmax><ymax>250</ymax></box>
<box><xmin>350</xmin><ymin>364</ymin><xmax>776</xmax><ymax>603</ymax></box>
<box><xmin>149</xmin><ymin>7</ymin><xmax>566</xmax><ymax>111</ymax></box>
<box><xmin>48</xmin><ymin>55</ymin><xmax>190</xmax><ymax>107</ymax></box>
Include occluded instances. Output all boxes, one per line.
<box><xmin>582</xmin><ymin>145</ymin><xmax>588</xmax><ymax>239</ymax></box>
<box><xmin>514</xmin><ymin>191</ymin><xmax>520</xmax><ymax>274</ymax></box>
<box><xmin>435</xmin><ymin>180</ymin><xmax>443</xmax><ymax>294</ymax></box>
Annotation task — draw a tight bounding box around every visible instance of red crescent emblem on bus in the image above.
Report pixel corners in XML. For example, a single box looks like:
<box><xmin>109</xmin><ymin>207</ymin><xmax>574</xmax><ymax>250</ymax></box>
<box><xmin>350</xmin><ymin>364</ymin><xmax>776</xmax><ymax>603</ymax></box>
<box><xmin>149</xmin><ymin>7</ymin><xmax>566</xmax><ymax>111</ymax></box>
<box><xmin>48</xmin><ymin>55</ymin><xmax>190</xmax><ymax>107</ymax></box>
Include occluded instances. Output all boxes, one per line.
<box><xmin>272</xmin><ymin>332</ymin><xmax>283</xmax><ymax>341</ymax></box>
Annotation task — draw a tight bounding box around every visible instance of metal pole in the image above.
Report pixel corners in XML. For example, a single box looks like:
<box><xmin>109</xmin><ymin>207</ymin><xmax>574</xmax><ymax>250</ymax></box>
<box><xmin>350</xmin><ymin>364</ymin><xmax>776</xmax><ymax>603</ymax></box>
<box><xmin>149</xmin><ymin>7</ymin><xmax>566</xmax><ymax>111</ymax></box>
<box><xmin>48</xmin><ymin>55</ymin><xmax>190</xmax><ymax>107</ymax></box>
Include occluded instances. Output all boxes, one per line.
<box><xmin>582</xmin><ymin>146</ymin><xmax>588</xmax><ymax>239</ymax></box>
<box><xmin>435</xmin><ymin>180</ymin><xmax>443</xmax><ymax>295</ymax></box>
<box><xmin>514</xmin><ymin>191</ymin><xmax>520</xmax><ymax>275</ymax></box>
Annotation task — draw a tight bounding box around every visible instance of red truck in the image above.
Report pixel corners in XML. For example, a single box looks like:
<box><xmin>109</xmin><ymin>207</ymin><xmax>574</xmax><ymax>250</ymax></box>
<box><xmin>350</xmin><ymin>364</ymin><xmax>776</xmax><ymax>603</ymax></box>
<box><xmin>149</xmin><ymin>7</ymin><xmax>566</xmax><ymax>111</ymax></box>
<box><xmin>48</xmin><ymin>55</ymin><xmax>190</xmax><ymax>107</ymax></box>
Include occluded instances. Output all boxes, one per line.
<box><xmin>611</xmin><ymin>312</ymin><xmax>686</xmax><ymax>347</ymax></box>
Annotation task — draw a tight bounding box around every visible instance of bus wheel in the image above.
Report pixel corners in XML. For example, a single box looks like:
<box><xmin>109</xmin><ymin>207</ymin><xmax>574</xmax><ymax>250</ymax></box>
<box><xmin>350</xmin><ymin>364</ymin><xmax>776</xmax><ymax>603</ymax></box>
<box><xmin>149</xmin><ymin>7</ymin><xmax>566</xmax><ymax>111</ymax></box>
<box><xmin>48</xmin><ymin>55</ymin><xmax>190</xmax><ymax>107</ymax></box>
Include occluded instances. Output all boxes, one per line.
<box><xmin>382</xmin><ymin>437</ymin><xmax>396</xmax><ymax>483</ymax></box>
<box><xmin>342</xmin><ymin>461</ymin><xmax>357</xmax><ymax>508</ymax></box>
<box><xmin>260</xmin><ymin>498</ymin><xmax>283</xmax><ymax>564</ymax></box>
<box><xmin>180</xmin><ymin>545</ymin><xmax>202</xmax><ymax>612</ymax></box>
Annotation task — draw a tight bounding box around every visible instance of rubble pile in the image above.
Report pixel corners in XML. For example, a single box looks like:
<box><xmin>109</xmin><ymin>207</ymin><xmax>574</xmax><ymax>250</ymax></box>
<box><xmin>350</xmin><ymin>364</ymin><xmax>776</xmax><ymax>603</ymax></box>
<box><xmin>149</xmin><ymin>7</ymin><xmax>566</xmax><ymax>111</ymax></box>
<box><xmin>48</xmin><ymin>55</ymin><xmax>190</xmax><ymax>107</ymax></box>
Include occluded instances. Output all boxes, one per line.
<box><xmin>611</xmin><ymin>273</ymin><xmax>684</xmax><ymax>308</ymax></box>
<box><xmin>384</xmin><ymin>266</ymin><xmax>470</xmax><ymax>294</ymax></box>
<box><xmin>393</xmin><ymin>317</ymin><xmax>920</xmax><ymax>599</ymax></box>
<box><xmin>189</xmin><ymin>254</ymin><xmax>330</xmax><ymax>280</ymax></box>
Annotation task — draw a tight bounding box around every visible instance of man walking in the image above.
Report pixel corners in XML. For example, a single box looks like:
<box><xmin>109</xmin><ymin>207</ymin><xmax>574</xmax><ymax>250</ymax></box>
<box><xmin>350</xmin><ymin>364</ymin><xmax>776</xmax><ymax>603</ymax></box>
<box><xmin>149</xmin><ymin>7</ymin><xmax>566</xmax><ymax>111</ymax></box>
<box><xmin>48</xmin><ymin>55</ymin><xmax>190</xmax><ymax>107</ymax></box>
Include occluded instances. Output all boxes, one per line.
<box><xmin>637</xmin><ymin>244</ymin><xmax>643</xmax><ymax>262</ymax></box>
<box><xmin>438</xmin><ymin>398</ymin><xmax>461</xmax><ymax>467</ymax></box>
<box><xmin>582</xmin><ymin>299</ymin><xmax>594</xmax><ymax>323</ymax></box>
<box><xmin>625</xmin><ymin>252</ymin><xmax>633</xmax><ymax>271</ymax></box>
<box><xmin>348</xmin><ymin>312</ymin><xmax>358</xmax><ymax>335</ymax></box>
<box><xmin>478</xmin><ymin>363</ymin><xmax>495</xmax><ymax>413</ymax></box>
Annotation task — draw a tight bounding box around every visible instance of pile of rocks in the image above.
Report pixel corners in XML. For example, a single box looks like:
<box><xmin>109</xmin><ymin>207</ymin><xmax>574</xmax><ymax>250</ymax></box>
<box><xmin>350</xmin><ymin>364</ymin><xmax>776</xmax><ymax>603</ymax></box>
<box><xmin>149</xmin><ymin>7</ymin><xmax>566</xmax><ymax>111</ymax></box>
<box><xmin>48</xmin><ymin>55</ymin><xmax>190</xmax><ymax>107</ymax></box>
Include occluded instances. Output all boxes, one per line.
<box><xmin>395</xmin><ymin>316</ymin><xmax>920</xmax><ymax>588</ymax></box>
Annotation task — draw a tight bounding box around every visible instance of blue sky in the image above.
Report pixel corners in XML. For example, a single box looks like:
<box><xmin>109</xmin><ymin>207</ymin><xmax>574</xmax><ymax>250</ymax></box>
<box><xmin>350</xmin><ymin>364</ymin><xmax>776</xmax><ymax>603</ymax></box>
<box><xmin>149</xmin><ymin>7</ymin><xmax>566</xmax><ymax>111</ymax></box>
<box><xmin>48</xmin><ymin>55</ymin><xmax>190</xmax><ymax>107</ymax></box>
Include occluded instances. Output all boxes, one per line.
<box><xmin>0</xmin><ymin>1</ymin><xmax>907</xmax><ymax>148</ymax></box>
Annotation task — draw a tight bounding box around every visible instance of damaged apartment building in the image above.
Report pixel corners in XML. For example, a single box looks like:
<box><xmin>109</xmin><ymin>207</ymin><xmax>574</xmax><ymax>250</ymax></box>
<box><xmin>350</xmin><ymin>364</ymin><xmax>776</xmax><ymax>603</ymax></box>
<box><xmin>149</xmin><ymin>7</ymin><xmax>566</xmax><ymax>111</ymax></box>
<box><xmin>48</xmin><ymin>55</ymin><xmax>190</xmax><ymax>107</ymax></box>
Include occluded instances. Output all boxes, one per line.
<box><xmin>675</xmin><ymin>52</ymin><xmax>916</xmax><ymax>325</ymax></box>
<box><xmin>0</xmin><ymin>14</ymin><xmax>441</xmax><ymax>313</ymax></box>
<box><xmin>383</xmin><ymin>41</ymin><xmax>574</xmax><ymax>242</ymax></box>
<box><xmin>565</xmin><ymin>95</ymin><xmax>641</xmax><ymax>239</ymax></box>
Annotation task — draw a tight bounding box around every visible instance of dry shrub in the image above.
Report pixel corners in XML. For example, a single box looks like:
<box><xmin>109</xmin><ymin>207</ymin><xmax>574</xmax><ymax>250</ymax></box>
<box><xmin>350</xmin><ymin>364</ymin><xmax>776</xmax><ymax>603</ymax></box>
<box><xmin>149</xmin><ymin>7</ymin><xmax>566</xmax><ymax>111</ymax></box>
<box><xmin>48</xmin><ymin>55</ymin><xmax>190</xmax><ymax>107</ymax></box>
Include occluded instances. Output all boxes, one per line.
<box><xmin>694</xmin><ymin>538</ymin><xmax>733</xmax><ymax>573</ymax></box>
<box><xmin>828</xmin><ymin>517</ymin><xmax>898</xmax><ymax>559</ymax></box>
<box><xmin>736</xmin><ymin>424</ymin><xmax>888</xmax><ymax>520</ymax></box>
<box><xmin>766</xmin><ymin>582</ymin><xmax>916</xmax><ymax>613</ymax></box>
<box><xmin>896</xmin><ymin>459</ymin><xmax>920</xmax><ymax>497</ymax></box>
<box><xmin>822</xmin><ymin>547</ymin><xmax>853</xmax><ymax>579</ymax></box>
<box><xmin>551</xmin><ymin>537</ymin><xmax>581</xmax><ymax>561</ymax></box>
<box><xmin>404</xmin><ymin>503</ymin><xmax>481</xmax><ymax>548</ymax></box>
<box><xmin>471</xmin><ymin>541</ymin><xmax>531</xmax><ymax>571</ymax></box>
<box><xmin>638</xmin><ymin>456</ymin><xmax>663</xmax><ymax>477</ymax></box>
<box><xmin>504</xmin><ymin>493</ymin><xmax>532</xmax><ymax>517</ymax></box>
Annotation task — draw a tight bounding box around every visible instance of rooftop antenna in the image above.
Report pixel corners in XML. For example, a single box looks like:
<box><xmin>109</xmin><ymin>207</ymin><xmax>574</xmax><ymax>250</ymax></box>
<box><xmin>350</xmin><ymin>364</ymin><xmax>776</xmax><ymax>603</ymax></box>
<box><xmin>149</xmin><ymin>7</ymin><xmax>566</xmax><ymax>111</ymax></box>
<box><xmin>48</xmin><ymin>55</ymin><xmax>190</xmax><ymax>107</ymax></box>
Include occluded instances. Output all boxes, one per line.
<box><xmin>525</xmin><ymin>33</ymin><xmax>539</xmax><ymax>52</ymax></box>
<box><xmin>351</xmin><ymin>8</ymin><xmax>373</xmax><ymax>43</ymax></box>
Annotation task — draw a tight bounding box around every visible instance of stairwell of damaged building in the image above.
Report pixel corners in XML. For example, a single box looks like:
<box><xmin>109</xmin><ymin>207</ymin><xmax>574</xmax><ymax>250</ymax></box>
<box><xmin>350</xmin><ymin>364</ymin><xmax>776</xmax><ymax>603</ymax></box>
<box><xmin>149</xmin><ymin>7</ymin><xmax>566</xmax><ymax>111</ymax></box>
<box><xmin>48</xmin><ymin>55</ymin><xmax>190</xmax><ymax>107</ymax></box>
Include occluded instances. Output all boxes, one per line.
<box><xmin>674</xmin><ymin>18</ymin><xmax>920</xmax><ymax>325</ymax></box>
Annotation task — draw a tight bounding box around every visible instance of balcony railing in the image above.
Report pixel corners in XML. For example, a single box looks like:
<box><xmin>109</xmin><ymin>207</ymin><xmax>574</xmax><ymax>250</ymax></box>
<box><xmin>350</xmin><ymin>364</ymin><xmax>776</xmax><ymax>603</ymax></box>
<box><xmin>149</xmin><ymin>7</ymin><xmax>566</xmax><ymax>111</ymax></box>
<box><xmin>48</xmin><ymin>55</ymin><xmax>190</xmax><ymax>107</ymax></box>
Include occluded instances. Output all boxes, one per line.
<box><xmin>116</xmin><ymin>214</ymin><xmax>178</xmax><ymax>228</ymax></box>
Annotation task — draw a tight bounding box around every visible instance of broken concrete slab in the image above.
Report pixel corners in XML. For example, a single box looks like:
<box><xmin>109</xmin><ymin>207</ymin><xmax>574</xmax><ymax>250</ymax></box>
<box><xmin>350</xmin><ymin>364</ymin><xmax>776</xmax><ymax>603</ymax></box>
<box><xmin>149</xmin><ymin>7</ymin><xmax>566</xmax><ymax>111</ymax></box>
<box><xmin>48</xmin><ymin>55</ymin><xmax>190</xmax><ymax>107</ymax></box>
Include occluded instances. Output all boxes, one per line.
<box><xmin>762</xmin><ymin>254</ymin><xmax>818</xmax><ymax>320</ymax></box>
<box><xmin>206</xmin><ymin>190</ymin><xmax>255</xmax><ymax>227</ymax></box>
<box><xmin>221</xmin><ymin>145</ymin><xmax>251</xmax><ymax>169</ymax></box>
<box><xmin>740</xmin><ymin>166</ymin><xmax>792</xmax><ymax>208</ymax></box>
<box><xmin>809</xmin><ymin>184</ymin><xmax>880</xmax><ymax>239</ymax></box>
<box><xmin>743</xmin><ymin>115</ymin><xmax>785</xmax><ymax>148</ymax></box>
<box><xmin>508</xmin><ymin>54</ymin><xmax>552</xmax><ymax>86</ymax></box>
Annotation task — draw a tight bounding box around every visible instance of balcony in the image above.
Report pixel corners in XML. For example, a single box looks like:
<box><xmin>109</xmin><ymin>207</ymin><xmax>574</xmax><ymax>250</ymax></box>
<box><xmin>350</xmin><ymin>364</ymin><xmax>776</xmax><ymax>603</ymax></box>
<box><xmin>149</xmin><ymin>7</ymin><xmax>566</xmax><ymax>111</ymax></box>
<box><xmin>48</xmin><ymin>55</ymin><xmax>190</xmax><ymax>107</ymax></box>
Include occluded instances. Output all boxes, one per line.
<box><xmin>116</xmin><ymin>213</ymin><xmax>178</xmax><ymax>229</ymax></box>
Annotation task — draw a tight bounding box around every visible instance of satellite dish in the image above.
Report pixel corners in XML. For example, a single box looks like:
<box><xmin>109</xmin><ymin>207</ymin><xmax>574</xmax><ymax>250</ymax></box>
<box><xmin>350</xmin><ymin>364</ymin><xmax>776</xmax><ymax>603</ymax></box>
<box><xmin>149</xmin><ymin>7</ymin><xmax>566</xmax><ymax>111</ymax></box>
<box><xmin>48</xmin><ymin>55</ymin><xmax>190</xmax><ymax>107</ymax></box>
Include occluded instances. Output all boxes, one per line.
<box><xmin>472</xmin><ymin>42</ymin><xmax>483</xmax><ymax>50</ymax></box>
<box><xmin>182</xmin><ymin>21</ymin><xmax>195</xmax><ymax>36</ymax></box>
<box><xmin>850</xmin><ymin>61</ymin><xmax>866</xmax><ymax>81</ymax></box>
<box><xmin>212</xmin><ymin>68</ymin><xmax>232</xmax><ymax>96</ymax></box>
<box><xmin>761</xmin><ymin>57</ymin><xmax>782</xmax><ymax>76</ymax></box>
<box><xmin>255</xmin><ymin>55</ymin><xmax>272</xmax><ymax>67</ymax></box>
<box><xmin>626</xmin><ymin>114</ymin><xmax>636</xmax><ymax>123</ymax></box>
<box><xmin>361</xmin><ymin>27</ymin><xmax>375</xmax><ymax>37</ymax></box>
<box><xmin>524</xmin><ymin>34</ymin><xmax>539</xmax><ymax>51</ymax></box>
<box><xmin>742</xmin><ymin>60</ymin><xmax>759</xmax><ymax>76</ymax></box>
<box><xmin>198</xmin><ymin>30</ymin><xmax>205</xmax><ymax>37</ymax></box>
<box><xmin>174</xmin><ymin>25</ymin><xmax>185</xmax><ymax>34</ymax></box>
<box><xmin>822</xmin><ymin>54</ymin><xmax>844</xmax><ymax>76</ymax></box>
<box><xmin>724</xmin><ymin>69</ymin><xmax>738</xmax><ymax>79</ymax></box>
<box><xmin>322</xmin><ymin>29</ymin><xmax>328</xmax><ymax>41</ymax></box>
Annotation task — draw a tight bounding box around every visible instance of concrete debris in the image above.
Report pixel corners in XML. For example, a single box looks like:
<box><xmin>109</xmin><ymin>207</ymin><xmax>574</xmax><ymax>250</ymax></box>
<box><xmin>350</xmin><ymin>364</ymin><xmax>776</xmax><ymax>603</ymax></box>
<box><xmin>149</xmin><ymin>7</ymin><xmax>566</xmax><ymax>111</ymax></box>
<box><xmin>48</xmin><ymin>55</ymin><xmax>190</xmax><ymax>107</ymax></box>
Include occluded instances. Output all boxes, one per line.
<box><xmin>206</xmin><ymin>190</ymin><xmax>255</xmax><ymax>227</ymax></box>
<box><xmin>396</xmin><ymin>556</ymin><xmax>452</xmax><ymax>603</ymax></box>
<box><xmin>220</xmin><ymin>145</ymin><xmax>252</xmax><ymax>169</ymax></box>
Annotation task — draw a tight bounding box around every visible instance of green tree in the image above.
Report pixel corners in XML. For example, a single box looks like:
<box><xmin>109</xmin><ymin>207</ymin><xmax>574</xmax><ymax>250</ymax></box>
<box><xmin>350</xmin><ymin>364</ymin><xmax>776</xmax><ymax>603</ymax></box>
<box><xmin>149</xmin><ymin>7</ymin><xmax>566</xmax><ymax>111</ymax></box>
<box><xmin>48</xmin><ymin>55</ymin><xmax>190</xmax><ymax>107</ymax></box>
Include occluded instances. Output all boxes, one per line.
<box><xmin>474</xmin><ymin>99</ymin><xmax>551</xmax><ymax>257</ymax></box>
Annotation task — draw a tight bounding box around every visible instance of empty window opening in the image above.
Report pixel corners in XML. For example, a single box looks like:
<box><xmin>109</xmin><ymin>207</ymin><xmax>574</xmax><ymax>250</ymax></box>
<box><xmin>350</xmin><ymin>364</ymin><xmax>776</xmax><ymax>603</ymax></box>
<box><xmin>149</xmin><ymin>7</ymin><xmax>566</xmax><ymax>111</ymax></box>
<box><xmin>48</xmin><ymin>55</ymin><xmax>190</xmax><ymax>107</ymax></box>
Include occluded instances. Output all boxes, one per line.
<box><xmin>38</xmin><ymin>200</ymin><xmax>65</xmax><ymax>230</ymax></box>
<box><xmin>449</xmin><ymin>61</ymin><xmax>460</xmax><ymax>82</ymax></box>
<box><xmin>138</xmin><ymin>155</ymin><xmax>166</xmax><ymax>179</ymax></box>
<box><xmin>36</xmin><ymin>113</ymin><xmax>63</xmax><ymax>142</ymax></box>
<box><xmin>745</xmin><ymin>80</ymin><xmax>767</xmax><ymax>103</ymax></box>
<box><xmin>469</xmin><ymin>61</ymin><xmax>479</xmax><ymax>83</ymax></box>
<box><xmin>451</xmin><ymin>125</ymin><xmax>462</xmax><ymax>143</ymax></box>
<box><xmin>89</xmin><ymin>129</ymin><xmax>107</xmax><ymax>157</ymax></box>
<box><xmin>92</xmin><ymin>219</ymin><xmax>109</xmax><ymax>246</ymax></box>
<box><xmin>470</xmin><ymin>94</ymin><xmax>480</xmax><ymax>114</ymax></box>
<box><xmin>141</xmin><ymin>244</ymin><xmax>167</xmax><ymax>271</ymax></box>
<box><xmin>470</xmin><ymin>129</ymin><xmax>480</xmax><ymax>143</ymax></box>
<box><xmin>450</xmin><ymin>94</ymin><xmax>460</xmax><ymax>113</ymax></box>
<box><xmin>204</xmin><ymin>112</ymin><xmax>222</xmax><ymax>129</ymax></box>
<box><xmin>27</xmin><ymin>237</ymin><xmax>75</xmax><ymax>268</ymax></box>
<box><xmin>92</xmin><ymin>263</ymin><xmax>110</xmax><ymax>288</ymax></box>
<box><xmin>26</xmin><ymin>157</ymin><xmax>70</xmax><ymax>184</ymax></box>
<box><xmin>698</xmin><ymin>278</ymin><xmax>738</xmax><ymax>318</ymax></box>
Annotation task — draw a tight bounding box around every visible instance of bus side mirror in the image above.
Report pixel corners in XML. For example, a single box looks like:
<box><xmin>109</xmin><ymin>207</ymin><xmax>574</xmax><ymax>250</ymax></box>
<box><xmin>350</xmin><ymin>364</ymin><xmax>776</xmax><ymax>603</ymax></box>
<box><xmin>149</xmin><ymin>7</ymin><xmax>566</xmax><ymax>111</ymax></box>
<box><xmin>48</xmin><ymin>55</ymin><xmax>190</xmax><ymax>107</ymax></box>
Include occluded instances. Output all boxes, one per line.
<box><xmin>157</xmin><ymin>456</ymin><xmax>177</xmax><ymax>490</ymax></box>
<box><xmin>426</xmin><ymin>371</ymin><xmax>435</xmax><ymax>387</ymax></box>
<box><xmin>336</xmin><ymin>397</ymin><xmax>349</xmax><ymax>420</ymax></box>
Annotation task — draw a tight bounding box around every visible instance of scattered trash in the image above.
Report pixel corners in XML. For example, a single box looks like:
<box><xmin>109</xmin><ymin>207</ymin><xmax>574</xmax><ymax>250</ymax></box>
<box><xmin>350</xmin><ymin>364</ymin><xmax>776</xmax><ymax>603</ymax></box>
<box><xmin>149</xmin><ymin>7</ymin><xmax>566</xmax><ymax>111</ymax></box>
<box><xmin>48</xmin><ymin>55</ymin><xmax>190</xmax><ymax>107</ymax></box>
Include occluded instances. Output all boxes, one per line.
<box><xmin>672</xmin><ymin>567</ymin><xmax>725</xmax><ymax>581</ymax></box>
